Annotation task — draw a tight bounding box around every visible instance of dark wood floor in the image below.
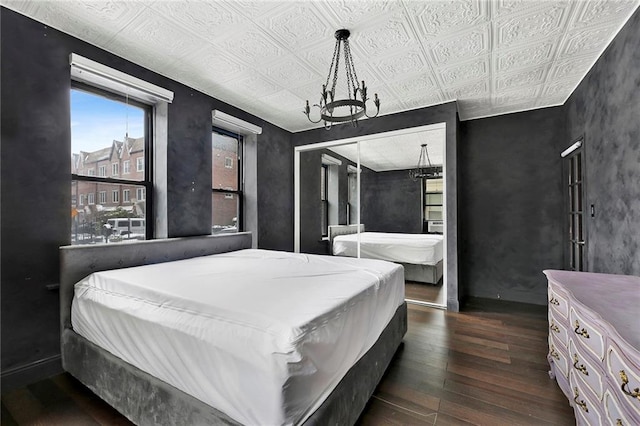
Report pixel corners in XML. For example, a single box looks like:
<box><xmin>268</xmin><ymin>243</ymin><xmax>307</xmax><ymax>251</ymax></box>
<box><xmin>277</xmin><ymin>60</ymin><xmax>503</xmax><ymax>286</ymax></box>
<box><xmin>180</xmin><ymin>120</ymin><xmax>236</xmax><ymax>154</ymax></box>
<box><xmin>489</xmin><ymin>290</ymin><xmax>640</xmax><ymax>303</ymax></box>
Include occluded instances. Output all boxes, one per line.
<box><xmin>1</xmin><ymin>299</ymin><xmax>575</xmax><ymax>425</ymax></box>
<box><xmin>405</xmin><ymin>281</ymin><xmax>445</xmax><ymax>306</ymax></box>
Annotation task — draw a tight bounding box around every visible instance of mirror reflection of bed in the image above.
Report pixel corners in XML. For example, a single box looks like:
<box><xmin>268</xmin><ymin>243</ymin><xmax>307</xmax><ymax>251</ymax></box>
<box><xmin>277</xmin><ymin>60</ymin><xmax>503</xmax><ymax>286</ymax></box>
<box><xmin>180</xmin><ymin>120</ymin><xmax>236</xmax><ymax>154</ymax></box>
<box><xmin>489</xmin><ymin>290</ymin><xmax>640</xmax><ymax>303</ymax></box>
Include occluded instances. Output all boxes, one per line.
<box><xmin>295</xmin><ymin>123</ymin><xmax>447</xmax><ymax>308</ymax></box>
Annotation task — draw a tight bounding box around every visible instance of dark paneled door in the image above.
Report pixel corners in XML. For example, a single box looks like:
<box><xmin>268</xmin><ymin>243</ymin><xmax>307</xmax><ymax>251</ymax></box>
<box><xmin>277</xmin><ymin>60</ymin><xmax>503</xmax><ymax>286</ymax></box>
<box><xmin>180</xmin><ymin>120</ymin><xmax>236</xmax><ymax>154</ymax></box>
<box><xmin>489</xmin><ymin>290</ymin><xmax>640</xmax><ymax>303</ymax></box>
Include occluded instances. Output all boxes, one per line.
<box><xmin>564</xmin><ymin>140</ymin><xmax>586</xmax><ymax>271</ymax></box>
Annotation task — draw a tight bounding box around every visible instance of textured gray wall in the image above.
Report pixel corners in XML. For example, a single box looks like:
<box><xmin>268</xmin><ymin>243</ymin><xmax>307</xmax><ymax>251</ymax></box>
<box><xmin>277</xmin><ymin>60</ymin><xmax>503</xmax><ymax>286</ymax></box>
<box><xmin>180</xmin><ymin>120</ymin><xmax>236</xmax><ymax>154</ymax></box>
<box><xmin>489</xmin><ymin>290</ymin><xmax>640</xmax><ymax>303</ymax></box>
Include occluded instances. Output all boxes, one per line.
<box><xmin>565</xmin><ymin>8</ymin><xmax>640</xmax><ymax>276</ymax></box>
<box><xmin>361</xmin><ymin>170</ymin><xmax>422</xmax><ymax>234</ymax></box>
<box><xmin>0</xmin><ymin>8</ymin><xmax>292</xmax><ymax>389</ymax></box>
<box><xmin>459</xmin><ymin>108</ymin><xmax>566</xmax><ymax>304</ymax></box>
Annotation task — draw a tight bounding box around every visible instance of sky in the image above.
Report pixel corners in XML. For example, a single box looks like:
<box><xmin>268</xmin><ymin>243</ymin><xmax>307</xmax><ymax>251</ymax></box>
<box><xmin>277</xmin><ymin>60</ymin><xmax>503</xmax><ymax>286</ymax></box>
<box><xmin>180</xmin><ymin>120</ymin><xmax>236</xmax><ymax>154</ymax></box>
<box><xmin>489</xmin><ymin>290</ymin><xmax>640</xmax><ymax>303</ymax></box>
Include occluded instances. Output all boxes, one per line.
<box><xmin>71</xmin><ymin>89</ymin><xmax>145</xmax><ymax>154</ymax></box>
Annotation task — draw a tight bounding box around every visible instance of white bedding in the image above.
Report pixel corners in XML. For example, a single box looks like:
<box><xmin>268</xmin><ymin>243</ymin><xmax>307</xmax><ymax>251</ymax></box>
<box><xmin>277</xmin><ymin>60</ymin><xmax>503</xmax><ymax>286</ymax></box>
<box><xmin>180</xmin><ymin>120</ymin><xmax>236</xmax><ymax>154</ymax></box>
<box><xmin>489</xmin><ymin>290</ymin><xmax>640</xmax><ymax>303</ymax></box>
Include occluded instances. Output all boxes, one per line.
<box><xmin>333</xmin><ymin>232</ymin><xmax>444</xmax><ymax>265</ymax></box>
<box><xmin>71</xmin><ymin>249</ymin><xmax>404</xmax><ymax>426</ymax></box>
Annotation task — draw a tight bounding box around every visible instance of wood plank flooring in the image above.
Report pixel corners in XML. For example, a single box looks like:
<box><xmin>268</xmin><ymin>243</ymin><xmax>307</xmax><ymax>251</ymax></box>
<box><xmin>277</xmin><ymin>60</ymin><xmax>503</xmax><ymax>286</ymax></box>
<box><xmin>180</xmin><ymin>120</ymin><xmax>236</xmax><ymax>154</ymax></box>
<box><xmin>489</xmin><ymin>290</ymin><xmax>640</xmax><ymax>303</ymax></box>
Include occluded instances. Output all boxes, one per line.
<box><xmin>1</xmin><ymin>299</ymin><xmax>575</xmax><ymax>425</ymax></box>
<box><xmin>405</xmin><ymin>281</ymin><xmax>445</xmax><ymax>306</ymax></box>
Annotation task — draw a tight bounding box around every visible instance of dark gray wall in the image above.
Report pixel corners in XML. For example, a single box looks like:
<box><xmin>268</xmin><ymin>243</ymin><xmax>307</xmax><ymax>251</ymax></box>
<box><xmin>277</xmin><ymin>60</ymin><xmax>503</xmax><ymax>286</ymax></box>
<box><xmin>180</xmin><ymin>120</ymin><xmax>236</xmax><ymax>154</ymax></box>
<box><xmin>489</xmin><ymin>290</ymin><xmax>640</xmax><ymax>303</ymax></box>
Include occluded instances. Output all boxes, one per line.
<box><xmin>459</xmin><ymin>108</ymin><xmax>566</xmax><ymax>305</ymax></box>
<box><xmin>361</xmin><ymin>170</ymin><xmax>422</xmax><ymax>233</ymax></box>
<box><xmin>565</xmin><ymin>8</ymin><xmax>640</xmax><ymax>276</ymax></box>
<box><xmin>0</xmin><ymin>8</ymin><xmax>292</xmax><ymax>390</ymax></box>
<box><xmin>294</xmin><ymin>102</ymin><xmax>461</xmax><ymax>311</ymax></box>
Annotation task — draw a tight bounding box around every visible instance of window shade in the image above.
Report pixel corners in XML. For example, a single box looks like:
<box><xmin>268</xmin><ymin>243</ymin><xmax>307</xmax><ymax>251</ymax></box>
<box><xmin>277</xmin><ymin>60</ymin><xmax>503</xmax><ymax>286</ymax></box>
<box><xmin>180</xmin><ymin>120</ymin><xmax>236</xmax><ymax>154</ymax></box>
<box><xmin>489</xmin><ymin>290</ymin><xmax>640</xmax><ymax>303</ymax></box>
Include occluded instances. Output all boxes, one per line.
<box><xmin>69</xmin><ymin>53</ymin><xmax>174</xmax><ymax>104</ymax></box>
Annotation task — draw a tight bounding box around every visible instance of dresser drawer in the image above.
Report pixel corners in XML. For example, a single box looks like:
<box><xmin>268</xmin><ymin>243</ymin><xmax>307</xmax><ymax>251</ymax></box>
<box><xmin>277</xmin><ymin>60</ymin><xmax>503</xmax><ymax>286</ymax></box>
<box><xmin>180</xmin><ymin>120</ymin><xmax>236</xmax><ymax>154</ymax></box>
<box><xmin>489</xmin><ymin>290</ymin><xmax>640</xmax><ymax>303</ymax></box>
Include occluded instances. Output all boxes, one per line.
<box><xmin>571</xmin><ymin>370</ymin><xmax>604</xmax><ymax>426</ymax></box>
<box><xmin>549</xmin><ymin>335</ymin><xmax>570</xmax><ymax>379</ymax></box>
<box><xmin>606</xmin><ymin>343</ymin><xmax>640</xmax><ymax>419</ymax></box>
<box><xmin>549</xmin><ymin>309</ymin><xmax>570</xmax><ymax>349</ymax></box>
<box><xmin>604</xmin><ymin>389</ymin><xmax>636</xmax><ymax>426</ymax></box>
<box><xmin>548</xmin><ymin>282</ymin><xmax>569</xmax><ymax>319</ymax></box>
<box><xmin>570</xmin><ymin>339</ymin><xmax>605</xmax><ymax>400</ymax></box>
<box><xmin>570</xmin><ymin>306</ymin><xmax>605</xmax><ymax>360</ymax></box>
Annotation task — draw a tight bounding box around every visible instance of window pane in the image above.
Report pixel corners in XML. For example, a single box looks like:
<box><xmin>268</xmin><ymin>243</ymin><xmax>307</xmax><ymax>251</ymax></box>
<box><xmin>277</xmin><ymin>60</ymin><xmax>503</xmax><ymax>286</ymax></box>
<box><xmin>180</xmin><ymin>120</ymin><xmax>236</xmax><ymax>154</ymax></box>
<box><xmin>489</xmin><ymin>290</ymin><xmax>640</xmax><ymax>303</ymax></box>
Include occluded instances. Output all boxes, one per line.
<box><xmin>424</xmin><ymin>206</ymin><xmax>443</xmax><ymax>220</ymax></box>
<box><xmin>425</xmin><ymin>178</ymin><xmax>443</xmax><ymax>192</ymax></box>
<box><xmin>425</xmin><ymin>193</ymin><xmax>443</xmax><ymax>205</ymax></box>
<box><xmin>71</xmin><ymin>181</ymin><xmax>146</xmax><ymax>244</ymax></box>
<box><xmin>212</xmin><ymin>133</ymin><xmax>238</xmax><ymax>191</ymax></box>
<box><xmin>71</xmin><ymin>89</ymin><xmax>145</xmax><ymax>182</ymax></box>
<box><xmin>212</xmin><ymin>192</ymin><xmax>238</xmax><ymax>234</ymax></box>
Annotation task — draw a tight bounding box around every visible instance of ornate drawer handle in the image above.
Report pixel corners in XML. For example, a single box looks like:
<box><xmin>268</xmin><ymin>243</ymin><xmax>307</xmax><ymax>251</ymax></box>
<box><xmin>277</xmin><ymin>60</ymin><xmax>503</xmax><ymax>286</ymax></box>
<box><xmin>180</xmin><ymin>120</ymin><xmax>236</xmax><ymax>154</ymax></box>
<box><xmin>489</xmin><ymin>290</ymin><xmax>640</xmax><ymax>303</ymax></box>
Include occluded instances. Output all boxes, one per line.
<box><xmin>550</xmin><ymin>323</ymin><xmax>560</xmax><ymax>333</ymax></box>
<box><xmin>574</xmin><ymin>320</ymin><xmax>590</xmax><ymax>338</ymax></box>
<box><xmin>619</xmin><ymin>370</ymin><xmax>640</xmax><ymax>401</ymax></box>
<box><xmin>549</xmin><ymin>297</ymin><xmax>560</xmax><ymax>306</ymax></box>
<box><xmin>572</xmin><ymin>354</ymin><xmax>589</xmax><ymax>376</ymax></box>
<box><xmin>550</xmin><ymin>345</ymin><xmax>560</xmax><ymax>360</ymax></box>
<box><xmin>573</xmin><ymin>387</ymin><xmax>589</xmax><ymax>412</ymax></box>
<box><xmin>616</xmin><ymin>419</ymin><xmax>623</xmax><ymax>426</ymax></box>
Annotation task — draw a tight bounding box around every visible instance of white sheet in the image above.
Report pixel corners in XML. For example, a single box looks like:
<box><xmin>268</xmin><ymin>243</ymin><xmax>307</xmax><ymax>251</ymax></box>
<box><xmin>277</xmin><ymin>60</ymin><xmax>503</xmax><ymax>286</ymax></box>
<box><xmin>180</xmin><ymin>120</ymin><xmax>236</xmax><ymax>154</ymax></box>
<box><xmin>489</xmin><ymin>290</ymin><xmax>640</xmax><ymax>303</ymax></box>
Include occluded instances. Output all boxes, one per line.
<box><xmin>71</xmin><ymin>249</ymin><xmax>404</xmax><ymax>426</ymax></box>
<box><xmin>333</xmin><ymin>232</ymin><xmax>444</xmax><ymax>265</ymax></box>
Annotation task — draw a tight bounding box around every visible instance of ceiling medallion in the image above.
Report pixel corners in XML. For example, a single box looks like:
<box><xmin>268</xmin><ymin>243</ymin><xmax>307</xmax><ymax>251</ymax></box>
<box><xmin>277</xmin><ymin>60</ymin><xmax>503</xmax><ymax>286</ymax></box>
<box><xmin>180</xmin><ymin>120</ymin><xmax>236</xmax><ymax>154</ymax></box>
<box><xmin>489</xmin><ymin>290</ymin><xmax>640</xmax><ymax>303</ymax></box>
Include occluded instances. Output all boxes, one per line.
<box><xmin>409</xmin><ymin>144</ymin><xmax>442</xmax><ymax>181</ymax></box>
<box><xmin>304</xmin><ymin>29</ymin><xmax>380</xmax><ymax>129</ymax></box>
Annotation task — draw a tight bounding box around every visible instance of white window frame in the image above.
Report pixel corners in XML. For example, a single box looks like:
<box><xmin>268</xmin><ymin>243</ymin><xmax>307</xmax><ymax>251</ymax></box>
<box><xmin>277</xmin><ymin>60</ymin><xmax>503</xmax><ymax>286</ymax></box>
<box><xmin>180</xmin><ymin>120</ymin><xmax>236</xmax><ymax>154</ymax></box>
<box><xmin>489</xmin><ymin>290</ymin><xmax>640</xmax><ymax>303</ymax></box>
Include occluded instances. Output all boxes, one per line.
<box><xmin>112</xmin><ymin>190</ymin><xmax>119</xmax><ymax>203</ymax></box>
<box><xmin>88</xmin><ymin>168</ymin><xmax>95</xmax><ymax>176</ymax></box>
<box><xmin>112</xmin><ymin>162</ymin><xmax>119</xmax><ymax>176</ymax></box>
<box><xmin>123</xmin><ymin>160</ymin><xmax>130</xmax><ymax>174</ymax></box>
<box><xmin>99</xmin><ymin>191</ymin><xmax>107</xmax><ymax>204</ymax></box>
<box><xmin>224</xmin><ymin>157</ymin><xmax>233</xmax><ymax>168</ymax></box>
<box><xmin>79</xmin><ymin>194</ymin><xmax>84</xmax><ymax>206</ymax></box>
<box><xmin>88</xmin><ymin>193</ymin><xmax>95</xmax><ymax>205</ymax></box>
<box><xmin>123</xmin><ymin>189</ymin><xmax>130</xmax><ymax>203</ymax></box>
<box><xmin>136</xmin><ymin>187</ymin><xmax>145</xmax><ymax>201</ymax></box>
<box><xmin>136</xmin><ymin>157</ymin><xmax>144</xmax><ymax>172</ymax></box>
<box><xmin>98</xmin><ymin>165</ymin><xmax>107</xmax><ymax>177</ymax></box>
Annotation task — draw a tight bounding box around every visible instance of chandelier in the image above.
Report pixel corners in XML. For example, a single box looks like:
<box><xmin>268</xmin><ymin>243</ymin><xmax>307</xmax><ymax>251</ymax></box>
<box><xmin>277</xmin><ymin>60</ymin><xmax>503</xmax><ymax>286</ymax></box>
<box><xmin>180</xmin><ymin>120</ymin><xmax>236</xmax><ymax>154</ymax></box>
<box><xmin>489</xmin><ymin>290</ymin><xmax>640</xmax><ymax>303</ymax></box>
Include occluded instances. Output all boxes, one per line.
<box><xmin>409</xmin><ymin>144</ymin><xmax>443</xmax><ymax>181</ymax></box>
<box><xmin>304</xmin><ymin>29</ymin><xmax>380</xmax><ymax>129</ymax></box>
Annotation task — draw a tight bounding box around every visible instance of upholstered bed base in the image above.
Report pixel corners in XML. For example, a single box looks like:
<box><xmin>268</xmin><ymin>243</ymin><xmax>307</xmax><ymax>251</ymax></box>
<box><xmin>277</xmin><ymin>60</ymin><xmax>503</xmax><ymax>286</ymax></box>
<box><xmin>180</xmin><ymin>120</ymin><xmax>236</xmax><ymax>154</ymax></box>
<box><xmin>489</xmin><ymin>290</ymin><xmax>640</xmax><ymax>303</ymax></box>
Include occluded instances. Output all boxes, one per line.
<box><xmin>402</xmin><ymin>260</ymin><xmax>443</xmax><ymax>285</ymax></box>
<box><xmin>59</xmin><ymin>233</ymin><xmax>407</xmax><ymax>425</ymax></box>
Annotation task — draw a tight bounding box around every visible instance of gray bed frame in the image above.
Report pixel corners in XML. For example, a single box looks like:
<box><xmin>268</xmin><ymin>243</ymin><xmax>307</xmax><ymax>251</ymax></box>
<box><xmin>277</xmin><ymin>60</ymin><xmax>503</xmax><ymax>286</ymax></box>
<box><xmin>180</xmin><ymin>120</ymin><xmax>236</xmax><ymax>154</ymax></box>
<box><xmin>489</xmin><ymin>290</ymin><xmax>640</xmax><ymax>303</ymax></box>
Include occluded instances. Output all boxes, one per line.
<box><xmin>60</xmin><ymin>232</ymin><xmax>407</xmax><ymax>425</ymax></box>
<box><xmin>328</xmin><ymin>225</ymin><xmax>444</xmax><ymax>285</ymax></box>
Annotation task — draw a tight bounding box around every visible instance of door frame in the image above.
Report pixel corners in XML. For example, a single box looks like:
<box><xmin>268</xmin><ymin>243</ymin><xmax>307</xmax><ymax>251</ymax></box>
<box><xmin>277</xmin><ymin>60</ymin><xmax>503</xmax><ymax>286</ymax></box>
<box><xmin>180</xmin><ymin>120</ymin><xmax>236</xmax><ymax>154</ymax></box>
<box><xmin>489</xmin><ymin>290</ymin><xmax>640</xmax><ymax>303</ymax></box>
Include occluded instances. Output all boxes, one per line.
<box><xmin>561</xmin><ymin>135</ymin><xmax>588</xmax><ymax>271</ymax></box>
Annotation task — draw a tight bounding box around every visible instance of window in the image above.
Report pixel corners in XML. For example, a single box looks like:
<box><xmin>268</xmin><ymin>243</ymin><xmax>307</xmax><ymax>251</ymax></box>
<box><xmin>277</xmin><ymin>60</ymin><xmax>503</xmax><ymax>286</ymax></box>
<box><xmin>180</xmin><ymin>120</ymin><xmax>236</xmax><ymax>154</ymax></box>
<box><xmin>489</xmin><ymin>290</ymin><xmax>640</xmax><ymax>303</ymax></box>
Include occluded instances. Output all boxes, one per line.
<box><xmin>123</xmin><ymin>189</ymin><xmax>130</xmax><ymax>202</ymax></box>
<box><xmin>123</xmin><ymin>160</ymin><xmax>130</xmax><ymax>174</ymax></box>
<box><xmin>321</xmin><ymin>164</ymin><xmax>328</xmax><ymax>237</ymax></box>
<box><xmin>136</xmin><ymin>157</ymin><xmax>144</xmax><ymax>172</ymax></box>
<box><xmin>212</xmin><ymin>129</ymin><xmax>242</xmax><ymax>234</ymax></box>
<box><xmin>71</xmin><ymin>85</ymin><xmax>151</xmax><ymax>244</ymax></box>
<box><xmin>79</xmin><ymin>194</ymin><xmax>84</xmax><ymax>206</ymax></box>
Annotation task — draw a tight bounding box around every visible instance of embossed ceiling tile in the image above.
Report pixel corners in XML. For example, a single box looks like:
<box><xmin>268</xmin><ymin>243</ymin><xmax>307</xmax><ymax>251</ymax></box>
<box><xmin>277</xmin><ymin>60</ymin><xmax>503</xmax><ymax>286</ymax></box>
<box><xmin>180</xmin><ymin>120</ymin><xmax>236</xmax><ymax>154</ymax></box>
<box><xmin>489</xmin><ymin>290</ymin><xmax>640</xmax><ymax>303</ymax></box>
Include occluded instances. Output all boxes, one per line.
<box><xmin>352</xmin><ymin>18</ymin><xmax>413</xmax><ymax>58</ymax></box>
<box><xmin>181</xmin><ymin>47</ymin><xmax>246</xmax><ymax>84</ymax></box>
<box><xmin>256</xmin><ymin>2</ymin><xmax>333</xmax><ymax>50</ymax></box>
<box><xmin>301</xmin><ymin>39</ymin><xmax>341</xmax><ymax>74</ymax></box>
<box><xmin>263</xmin><ymin>56</ymin><xmax>320</xmax><ymax>89</ymax></box>
<box><xmin>109</xmin><ymin>11</ymin><xmax>206</xmax><ymax>63</ymax></box>
<box><xmin>104</xmin><ymin>35</ymin><xmax>180</xmax><ymax>73</ymax></box>
<box><xmin>211</xmin><ymin>28</ymin><xmax>284</xmax><ymax>67</ymax></box>
<box><xmin>318</xmin><ymin>0</ymin><xmax>394</xmax><ymax>28</ymax></box>
<box><xmin>438</xmin><ymin>57</ymin><xmax>489</xmax><ymax>85</ymax></box>
<box><xmin>147</xmin><ymin>1</ymin><xmax>242</xmax><ymax>42</ymax></box>
<box><xmin>409</xmin><ymin>0</ymin><xmax>488</xmax><ymax>38</ymax></box>
<box><xmin>430</xmin><ymin>25</ymin><xmax>490</xmax><ymax>65</ymax></box>
<box><xmin>543</xmin><ymin>80</ymin><xmax>580</xmax><ymax>97</ymax></box>
<box><xmin>495</xmin><ymin>40</ymin><xmax>555</xmax><ymax>72</ymax></box>
<box><xmin>222</xmin><ymin>0</ymin><xmax>282</xmax><ymax>20</ymax></box>
<box><xmin>492</xmin><ymin>86</ymin><xmax>540</xmax><ymax>105</ymax></box>
<box><xmin>224</xmin><ymin>73</ymin><xmax>282</xmax><ymax>99</ymax></box>
<box><xmin>560</xmin><ymin>25</ymin><xmax>619</xmax><ymax>56</ymax></box>
<box><xmin>496</xmin><ymin>66</ymin><xmax>547</xmax><ymax>91</ymax></box>
<box><xmin>374</xmin><ymin>50</ymin><xmax>427</xmax><ymax>80</ymax></box>
<box><xmin>401</xmin><ymin>92</ymin><xmax>445</xmax><ymax>111</ymax></box>
<box><xmin>495</xmin><ymin>3</ymin><xmax>571</xmax><ymax>48</ymax></box>
<box><xmin>492</xmin><ymin>0</ymin><xmax>551</xmax><ymax>17</ymax></box>
<box><xmin>550</xmin><ymin>56</ymin><xmax>595</xmax><ymax>80</ymax></box>
<box><xmin>446</xmin><ymin>79</ymin><xmax>489</xmax><ymax>100</ymax></box>
<box><xmin>571</xmin><ymin>0</ymin><xmax>639</xmax><ymax>28</ymax></box>
<box><xmin>387</xmin><ymin>73</ymin><xmax>437</xmax><ymax>98</ymax></box>
<box><xmin>258</xmin><ymin>90</ymin><xmax>306</xmax><ymax>113</ymax></box>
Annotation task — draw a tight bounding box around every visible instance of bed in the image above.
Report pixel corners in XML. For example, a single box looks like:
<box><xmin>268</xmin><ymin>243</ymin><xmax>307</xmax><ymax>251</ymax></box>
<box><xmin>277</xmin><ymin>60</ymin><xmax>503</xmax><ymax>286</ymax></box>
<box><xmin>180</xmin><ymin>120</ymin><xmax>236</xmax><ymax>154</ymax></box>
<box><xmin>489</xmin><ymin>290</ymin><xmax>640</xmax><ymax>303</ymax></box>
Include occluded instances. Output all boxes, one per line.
<box><xmin>60</xmin><ymin>232</ymin><xmax>407</xmax><ymax>425</ymax></box>
<box><xmin>329</xmin><ymin>225</ymin><xmax>444</xmax><ymax>284</ymax></box>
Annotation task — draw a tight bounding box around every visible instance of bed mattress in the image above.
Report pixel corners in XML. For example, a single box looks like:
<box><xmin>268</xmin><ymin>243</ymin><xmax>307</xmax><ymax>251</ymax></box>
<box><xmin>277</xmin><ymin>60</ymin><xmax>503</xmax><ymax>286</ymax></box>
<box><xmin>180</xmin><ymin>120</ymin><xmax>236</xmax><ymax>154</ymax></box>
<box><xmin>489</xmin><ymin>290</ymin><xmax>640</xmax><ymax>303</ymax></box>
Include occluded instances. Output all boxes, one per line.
<box><xmin>71</xmin><ymin>249</ymin><xmax>404</xmax><ymax>426</ymax></box>
<box><xmin>333</xmin><ymin>232</ymin><xmax>444</xmax><ymax>265</ymax></box>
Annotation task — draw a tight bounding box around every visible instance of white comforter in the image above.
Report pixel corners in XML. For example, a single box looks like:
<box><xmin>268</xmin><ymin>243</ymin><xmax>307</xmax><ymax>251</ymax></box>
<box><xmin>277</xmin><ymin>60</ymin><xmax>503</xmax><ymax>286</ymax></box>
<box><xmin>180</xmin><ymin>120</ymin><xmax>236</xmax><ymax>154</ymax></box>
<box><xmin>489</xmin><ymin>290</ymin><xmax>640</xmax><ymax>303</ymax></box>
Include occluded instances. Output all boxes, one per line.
<box><xmin>333</xmin><ymin>232</ymin><xmax>444</xmax><ymax>265</ymax></box>
<box><xmin>72</xmin><ymin>249</ymin><xmax>404</xmax><ymax>425</ymax></box>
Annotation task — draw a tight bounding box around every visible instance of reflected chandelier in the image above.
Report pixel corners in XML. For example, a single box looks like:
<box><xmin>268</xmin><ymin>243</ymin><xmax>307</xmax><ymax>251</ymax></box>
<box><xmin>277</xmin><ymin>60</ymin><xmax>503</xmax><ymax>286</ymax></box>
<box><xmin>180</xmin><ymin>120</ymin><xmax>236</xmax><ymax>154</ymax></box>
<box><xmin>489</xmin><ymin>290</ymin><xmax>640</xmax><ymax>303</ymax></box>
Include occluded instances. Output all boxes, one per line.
<box><xmin>409</xmin><ymin>144</ymin><xmax>443</xmax><ymax>181</ymax></box>
<box><xmin>304</xmin><ymin>29</ymin><xmax>380</xmax><ymax>129</ymax></box>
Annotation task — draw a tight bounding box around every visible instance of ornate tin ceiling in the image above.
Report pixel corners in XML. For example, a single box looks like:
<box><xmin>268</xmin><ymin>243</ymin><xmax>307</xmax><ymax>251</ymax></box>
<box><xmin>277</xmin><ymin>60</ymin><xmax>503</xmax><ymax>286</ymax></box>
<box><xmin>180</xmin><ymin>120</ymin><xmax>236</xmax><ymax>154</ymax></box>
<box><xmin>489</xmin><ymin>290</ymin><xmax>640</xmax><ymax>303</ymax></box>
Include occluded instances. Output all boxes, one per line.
<box><xmin>2</xmin><ymin>0</ymin><xmax>638</xmax><ymax>132</ymax></box>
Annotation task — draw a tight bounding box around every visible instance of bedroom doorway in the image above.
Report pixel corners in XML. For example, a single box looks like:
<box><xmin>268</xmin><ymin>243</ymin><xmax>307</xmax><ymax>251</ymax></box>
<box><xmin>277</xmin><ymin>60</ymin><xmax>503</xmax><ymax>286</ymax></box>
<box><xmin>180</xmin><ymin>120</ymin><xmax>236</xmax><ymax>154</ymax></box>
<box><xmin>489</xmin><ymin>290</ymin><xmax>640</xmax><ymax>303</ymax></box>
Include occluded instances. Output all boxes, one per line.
<box><xmin>294</xmin><ymin>123</ymin><xmax>448</xmax><ymax>309</ymax></box>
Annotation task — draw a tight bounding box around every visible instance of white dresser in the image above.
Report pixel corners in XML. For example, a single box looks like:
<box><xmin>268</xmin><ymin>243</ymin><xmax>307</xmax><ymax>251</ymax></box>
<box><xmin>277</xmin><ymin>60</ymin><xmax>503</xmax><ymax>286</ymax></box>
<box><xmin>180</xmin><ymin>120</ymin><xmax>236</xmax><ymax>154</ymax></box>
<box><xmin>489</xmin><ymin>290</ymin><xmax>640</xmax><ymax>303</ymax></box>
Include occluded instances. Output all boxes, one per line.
<box><xmin>544</xmin><ymin>270</ymin><xmax>640</xmax><ymax>426</ymax></box>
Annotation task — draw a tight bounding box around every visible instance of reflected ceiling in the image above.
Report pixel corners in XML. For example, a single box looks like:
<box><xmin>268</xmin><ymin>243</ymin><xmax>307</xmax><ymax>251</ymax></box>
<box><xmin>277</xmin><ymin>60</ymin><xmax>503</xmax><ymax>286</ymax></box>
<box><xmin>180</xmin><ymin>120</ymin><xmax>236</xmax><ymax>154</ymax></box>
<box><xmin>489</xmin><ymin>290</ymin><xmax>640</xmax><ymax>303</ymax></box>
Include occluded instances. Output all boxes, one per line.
<box><xmin>3</xmin><ymin>0</ymin><xmax>638</xmax><ymax>132</ymax></box>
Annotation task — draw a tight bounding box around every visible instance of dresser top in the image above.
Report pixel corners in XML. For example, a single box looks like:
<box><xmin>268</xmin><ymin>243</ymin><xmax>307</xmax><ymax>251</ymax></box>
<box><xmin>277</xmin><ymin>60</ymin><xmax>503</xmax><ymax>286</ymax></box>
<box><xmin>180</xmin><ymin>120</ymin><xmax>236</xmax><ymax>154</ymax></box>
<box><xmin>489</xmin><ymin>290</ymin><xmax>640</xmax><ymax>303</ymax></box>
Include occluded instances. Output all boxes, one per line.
<box><xmin>544</xmin><ymin>270</ymin><xmax>640</xmax><ymax>350</ymax></box>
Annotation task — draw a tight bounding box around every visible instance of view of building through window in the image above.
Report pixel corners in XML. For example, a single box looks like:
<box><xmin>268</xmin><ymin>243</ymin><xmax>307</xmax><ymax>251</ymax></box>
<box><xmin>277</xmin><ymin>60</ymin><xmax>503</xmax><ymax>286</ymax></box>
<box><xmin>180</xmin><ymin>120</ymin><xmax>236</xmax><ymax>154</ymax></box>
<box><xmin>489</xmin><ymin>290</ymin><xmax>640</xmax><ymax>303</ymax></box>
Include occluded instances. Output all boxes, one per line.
<box><xmin>71</xmin><ymin>87</ymin><xmax>148</xmax><ymax>244</ymax></box>
<box><xmin>212</xmin><ymin>131</ymin><xmax>241</xmax><ymax>234</ymax></box>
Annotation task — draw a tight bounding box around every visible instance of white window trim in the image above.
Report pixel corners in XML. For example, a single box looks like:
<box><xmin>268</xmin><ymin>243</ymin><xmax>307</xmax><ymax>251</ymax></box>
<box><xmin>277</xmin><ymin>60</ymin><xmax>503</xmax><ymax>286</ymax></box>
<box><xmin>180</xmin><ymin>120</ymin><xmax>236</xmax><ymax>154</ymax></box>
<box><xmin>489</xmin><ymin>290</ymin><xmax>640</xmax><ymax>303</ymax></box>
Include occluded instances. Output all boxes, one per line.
<box><xmin>212</xmin><ymin>110</ymin><xmax>262</xmax><ymax>135</ymax></box>
<box><xmin>123</xmin><ymin>189</ymin><xmax>130</xmax><ymax>203</ymax></box>
<box><xmin>112</xmin><ymin>163</ymin><xmax>119</xmax><ymax>176</ymax></box>
<box><xmin>123</xmin><ymin>160</ymin><xmax>130</xmax><ymax>174</ymax></box>
<box><xmin>136</xmin><ymin>157</ymin><xmax>144</xmax><ymax>172</ymax></box>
